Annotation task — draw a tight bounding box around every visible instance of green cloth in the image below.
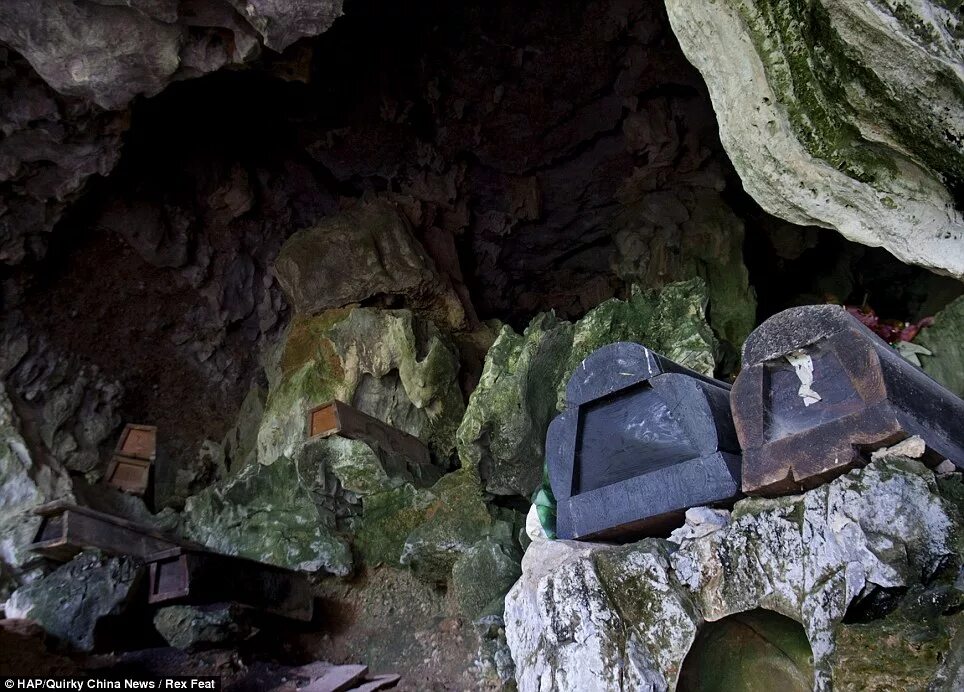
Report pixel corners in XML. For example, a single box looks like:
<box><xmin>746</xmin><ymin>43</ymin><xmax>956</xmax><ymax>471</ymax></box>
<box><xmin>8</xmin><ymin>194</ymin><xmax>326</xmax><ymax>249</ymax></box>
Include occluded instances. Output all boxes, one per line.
<box><xmin>532</xmin><ymin>464</ymin><xmax>557</xmax><ymax>540</ymax></box>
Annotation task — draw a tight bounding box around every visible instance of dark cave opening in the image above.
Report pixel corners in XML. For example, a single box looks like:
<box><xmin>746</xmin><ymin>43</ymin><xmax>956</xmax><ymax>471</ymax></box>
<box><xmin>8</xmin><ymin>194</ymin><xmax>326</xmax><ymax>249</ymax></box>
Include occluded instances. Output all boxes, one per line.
<box><xmin>3</xmin><ymin>0</ymin><xmax>961</xmax><ymax>499</ymax></box>
<box><xmin>0</xmin><ymin>0</ymin><xmax>963</xmax><ymax>687</ymax></box>
<box><xmin>677</xmin><ymin>610</ymin><xmax>815</xmax><ymax>692</ymax></box>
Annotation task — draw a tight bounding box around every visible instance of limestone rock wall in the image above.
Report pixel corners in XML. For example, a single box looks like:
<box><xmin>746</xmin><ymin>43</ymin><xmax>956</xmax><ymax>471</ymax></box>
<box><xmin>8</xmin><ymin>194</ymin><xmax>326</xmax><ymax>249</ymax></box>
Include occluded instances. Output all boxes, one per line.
<box><xmin>0</xmin><ymin>0</ymin><xmax>343</xmax><ymax>109</ymax></box>
<box><xmin>0</xmin><ymin>382</ymin><xmax>72</xmax><ymax>597</ymax></box>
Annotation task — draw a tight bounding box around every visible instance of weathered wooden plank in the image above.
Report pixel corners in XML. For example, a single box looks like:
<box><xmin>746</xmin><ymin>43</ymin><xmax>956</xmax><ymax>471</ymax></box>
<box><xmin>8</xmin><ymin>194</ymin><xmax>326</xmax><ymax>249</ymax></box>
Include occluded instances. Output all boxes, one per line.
<box><xmin>307</xmin><ymin>400</ymin><xmax>438</xmax><ymax>486</ymax></box>
<box><xmin>347</xmin><ymin>674</ymin><xmax>401</xmax><ymax>692</ymax></box>
<box><xmin>27</xmin><ymin>501</ymin><xmax>193</xmax><ymax>561</ymax></box>
<box><xmin>547</xmin><ymin>342</ymin><xmax>742</xmax><ymax>540</ymax></box>
<box><xmin>308</xmin><ymin>401</ymin><xmax>428</xmax><ymax>464</ymax></box>
<box><xmin>147</xmin><ymin>547</ymin><xmax>314</xmax><ymax>622</ymax></box>
<box><xmin>299</xmin><ymin>665</ymin><xmax>368</xmax><ymax>692</ymax></box>
<box><xmin>733</xmin><ymin>304</ymin><xmax>964</xmax><ymax>495</ymax></box>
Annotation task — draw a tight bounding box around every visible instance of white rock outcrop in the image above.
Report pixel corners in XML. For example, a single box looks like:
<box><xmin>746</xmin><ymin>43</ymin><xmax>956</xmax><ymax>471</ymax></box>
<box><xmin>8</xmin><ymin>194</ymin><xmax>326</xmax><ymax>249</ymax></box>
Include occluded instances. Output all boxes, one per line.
<box><xmin>505</xmin><ymin>456</ymin><xmax>963</xmax><ymax>691</ymax></box>
<box><xmin>665</xmin><ymin>1</ymin><xmax>964</xmax><ymax>279</ymax></box>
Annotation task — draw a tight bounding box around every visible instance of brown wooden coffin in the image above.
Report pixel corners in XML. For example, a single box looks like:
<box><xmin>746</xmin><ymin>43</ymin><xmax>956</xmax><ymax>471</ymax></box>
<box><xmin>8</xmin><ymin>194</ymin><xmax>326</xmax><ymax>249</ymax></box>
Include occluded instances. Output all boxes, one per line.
<box><xmin>147</xmin><ymin>547</ymin><xmax>313</xmax><ymax>622</ymax></box>
<box><xmin>308</xmin><ymin>400</ymin><xmax>429</xmax><ymax>463</ymax></box>
<box><xmin>307</xmin><ymin>400</ymin><xmax>438</xmax><ymax>486</ymax></box>
<box><xmin>732</xmin><ymin>304</ymin><xmax>964</xmax><ymax>496</ymax></box>
<box><xmin>546</xmin><ymin>342</ymin><xmax>742</xmax><ymax>540</ymax></box>
<box><xmin>104</xmin><ymin>423</ymin><xmax>157</xmax><ymax>496</ymax></box>
<box><xmin>114</xmin><ymin>423</ymin><xmax>157</xmax><ymax>460</ymax></box>
<box><xmin>104</xmin><ymin>456</ymin><xmax>152</xmax><ymax>496</ymax></box>
<box><xmin>27</xmin><ymin>501</ymin><xmax>193</xmax><ymax>562</ymax></box>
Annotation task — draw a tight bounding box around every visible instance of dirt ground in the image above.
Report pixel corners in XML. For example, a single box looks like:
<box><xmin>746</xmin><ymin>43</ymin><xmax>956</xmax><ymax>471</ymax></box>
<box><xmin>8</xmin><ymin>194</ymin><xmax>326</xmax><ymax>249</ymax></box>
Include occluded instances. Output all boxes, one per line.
<box><xmin>0</xmin><ymin>567</ymin><xmax>501</xmax><ymax>691</ymax></box>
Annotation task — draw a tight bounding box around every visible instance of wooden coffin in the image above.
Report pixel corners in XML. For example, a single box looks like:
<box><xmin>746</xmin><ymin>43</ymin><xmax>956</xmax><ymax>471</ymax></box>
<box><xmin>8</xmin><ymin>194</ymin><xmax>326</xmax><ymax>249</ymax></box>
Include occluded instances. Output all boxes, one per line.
<box><xmin>307</xmin><ymin>400</ymin><xmax>438</xmax><ymax>485</ymax></box>
<box><xmin>114</xmin><ymin>423</ymin><xmax>157</xmax><ymax>460</ymax></box>
<box><xmin>147</xmin><ymin>547</ymin><xmax>313</xmax><ymax>622</ymax></box>
<box><xmin>104</xmin><ymin>456</ymin><xmax>152</xmax><ymax>496</ymax></box>
<box><xmin>732</xmin><ymin>304</ymin><xmax>964</xmax><ymax>496</ymax></box>
<box><xmin>546</xmin><ymin>342</ymin><xmax>742</xmax><ymax>540</ymax></box>
<box><xmin>104</xmin><ymin>423</ymin><xmax>157</xmax><ymax>496</ymax></box>
<box><xmin>27</xmin><ymin>501</ymin><xmax>192</xmax><ymax>562</ymax></box>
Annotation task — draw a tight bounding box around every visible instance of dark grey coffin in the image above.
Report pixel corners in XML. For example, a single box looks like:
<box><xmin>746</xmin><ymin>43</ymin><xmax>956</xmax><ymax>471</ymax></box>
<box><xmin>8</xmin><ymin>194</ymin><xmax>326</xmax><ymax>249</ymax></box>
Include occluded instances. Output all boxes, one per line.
<box><xmin>547</xmin><ymin>342</ymin><xmax>742</xmax><ymax>540</ymax></box>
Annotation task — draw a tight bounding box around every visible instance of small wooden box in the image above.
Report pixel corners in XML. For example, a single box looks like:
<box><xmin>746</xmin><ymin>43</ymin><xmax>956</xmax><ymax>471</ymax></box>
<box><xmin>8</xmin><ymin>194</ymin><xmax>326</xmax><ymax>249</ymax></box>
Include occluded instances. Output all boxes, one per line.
<box><xmin>148</xmin><ymin>547</ymin><xmax>313</xmax><ymax>622</ymax></box>
<box><xmin>104</xmin><ymin>456</ymin><xmax>152</xmax><ymax>496</ymax></box>
<box><xmin>114</xmin><ymin>424</ymin><xmax>157</xmax><ymax>461</ymax></box>
<box><xmin>104</xmin><ymin>423</ymin><xmax>157</xmax><ymax>496</ymax></box>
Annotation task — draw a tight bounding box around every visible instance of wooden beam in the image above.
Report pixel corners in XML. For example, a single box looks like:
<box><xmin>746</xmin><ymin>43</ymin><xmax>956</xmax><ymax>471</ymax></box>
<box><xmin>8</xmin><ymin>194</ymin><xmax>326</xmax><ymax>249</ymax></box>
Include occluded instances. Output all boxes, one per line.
<box><xmin>307</xmin><ymin>400</ymin><xmax>438</xmax><ymax>486</ymax></box>
<box><xmin>27</xmin><ymin>501</ymin><xmax>195</xmax><ymax>562</ymax></box>
<box><xmin>732</xmin><ymin>304</ymin><xmax>964</xmax><ymax>495</ymax></box>
<box><xmin>308</xmin><ymin>401</ymin><xmax>429</xmax><ymax>463</ymax></box>
<box><xmin>147</xmin><ymin>547</ymin><xmax>314</xmax><ymax>622</ymax></box>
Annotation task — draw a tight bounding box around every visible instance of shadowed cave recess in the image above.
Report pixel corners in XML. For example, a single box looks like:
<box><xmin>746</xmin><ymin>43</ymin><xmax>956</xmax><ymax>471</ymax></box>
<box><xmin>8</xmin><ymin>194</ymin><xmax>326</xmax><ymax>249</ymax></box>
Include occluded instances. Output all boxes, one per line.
<box><xmin>0</xmin><ymin>0</ymin><xmax>962</xmax><ymax>689</ymax></box>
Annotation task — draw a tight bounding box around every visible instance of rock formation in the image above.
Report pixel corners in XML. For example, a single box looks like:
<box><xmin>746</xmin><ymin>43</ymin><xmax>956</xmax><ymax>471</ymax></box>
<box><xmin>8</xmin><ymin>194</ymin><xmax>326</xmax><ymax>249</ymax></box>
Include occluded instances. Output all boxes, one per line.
<box><xmin>0</xmin><ymin>382</ymin><xmax>72</xmax><ymax>597</ymax></box>
<box><xmin>0</xmin><ymin>0</ymin><xmax>960</xmax><ymax>685</ymax></box>
<box><xmin>0</xmin><ymin>0</ymin><xmax>343</xmax><ymax>109</ymax></box>
<box><xmin>458</xmin><ymin>278</ymin><xmax>718</xmax><ymax>499</ymax></box>
<box><xmin>506</xmin><ymin>453</ymin><xmax>963</xmax><ymax>691</ymax></box>
<box><xmin>666</xmin><ymin>0</ymin><xmax>964</xmax><ymax>279</ymax></box>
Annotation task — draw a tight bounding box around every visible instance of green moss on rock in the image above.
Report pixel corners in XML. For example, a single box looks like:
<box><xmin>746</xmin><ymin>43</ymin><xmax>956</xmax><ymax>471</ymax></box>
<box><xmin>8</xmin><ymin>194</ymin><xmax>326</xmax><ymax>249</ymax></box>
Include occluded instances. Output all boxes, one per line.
<box><xmin>181</xmin><ymin>443</ymin><xmax>354</xmax><ymax>576</ymax></box>
<box><xmin>451</xmin><ymin>538</ymin><xmax>523</xmax><ymax>619</ymax></box>
<box><xmin>457</xmin><ymin>279</ymin><xmax>716</xmax><ymax>497</ymax></box>
<box><xmin>917</xmin><ymin>295</ymin><xmax>964</xmax><ymax>397</ymax></box>
<box><xmin>831</xmin><ymin>585</ymin><xmax>963</xmax><ymax>690</ymax></box>
<box><xmin>6</xmin><ymin>551</ymin><xmax>142</xmax><ymax>652</ymax></box>
<box><xmin>258</xmin><ymin>307</ymin><xmax>464</xmax><ymax>467</ymax></box>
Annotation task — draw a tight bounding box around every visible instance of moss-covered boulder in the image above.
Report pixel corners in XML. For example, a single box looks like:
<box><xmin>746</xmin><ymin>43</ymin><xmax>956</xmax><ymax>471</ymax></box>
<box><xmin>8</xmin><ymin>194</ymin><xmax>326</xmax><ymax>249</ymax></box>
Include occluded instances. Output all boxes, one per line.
<box><xmin>354</xmin><ymin>467</ymin><xmax>519</xmax><ymax>584</ymax></box>
<box><xmin>273</xmin><ymin>199</ymin><xmax>466</xmax><ymax>329</ymax></box>
<box><xmin>451</xmin><ymin>537</ymin><xmax>523</xmax><ymax>619</ymax></box>
<box><xmin>917</xmin><ymin>295</ymin><xmax>964</xmax><ymax>397</ymax></box>
<box><xmin>6</xmin><ymin>551</ymin><xmax>143</xmax><ymax>652</ymax></box>
<box><xmin>665</xmin><ymin>0</ymin><xmax>964</xmax><ymax>278</ymax></box>
<box><xmin>457</xmin><ymin>279</ymin><xmax>716</xmax><ymax>498</ymax></box>
<box><xmin>153</xmin><ymin>604</ymin><xmax>256</xmax><ymax>650</ymax></box>
<box><xmin>182</xmin><ymin>306</ymin><xmax>466</xmax><ymax>577</ymax></box>
<box><xmin>181</xmin><ymin>439</ymin><xmax>356</xmax><ymax>575</ymax></box>
<box><xmin>259</xmin><ymin>307</ymin><xmax>464</xmax><ymax>467</ymax></box>
<box><xmin>614</xmin><ymin>193</ymin><xmax>757</xmax><ymax>355</ymax></box>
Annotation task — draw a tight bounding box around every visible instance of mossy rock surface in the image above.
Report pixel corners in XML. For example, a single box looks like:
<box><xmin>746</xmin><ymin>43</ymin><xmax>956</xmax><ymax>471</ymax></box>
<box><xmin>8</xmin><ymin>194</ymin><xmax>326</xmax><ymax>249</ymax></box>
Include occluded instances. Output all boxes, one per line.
<box><xmin>259</xmin><ymin>307</ymin><xmax>464</xmax><ymax>467</ymax></box>
<box><xmin>6</xmin><ymin>551</ymin><xmax>143</xmax><ymax>652</ymax></box>
<box><xmin>181</xmin><ymin>440</ymin><xmax>355</xmax><ymax>575</ymax></box>
<box><xmin>457</xmin><ymin>278</ymin><xmax>716</xmax><ymax>498</ymax></box>
<box><xmin>665</xmin><ymin>0</ymin><xmax>964</xmax><ymax>278</ymax></box>
<box><xmin>451</xmin><ymin>538</ymin><xmax>523</xmax><ymax>619</ymax></box>
<box><xmin>918</xmin><ymin>295</ymin><xmax>964</xmax><ymax>398</ymax></box>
